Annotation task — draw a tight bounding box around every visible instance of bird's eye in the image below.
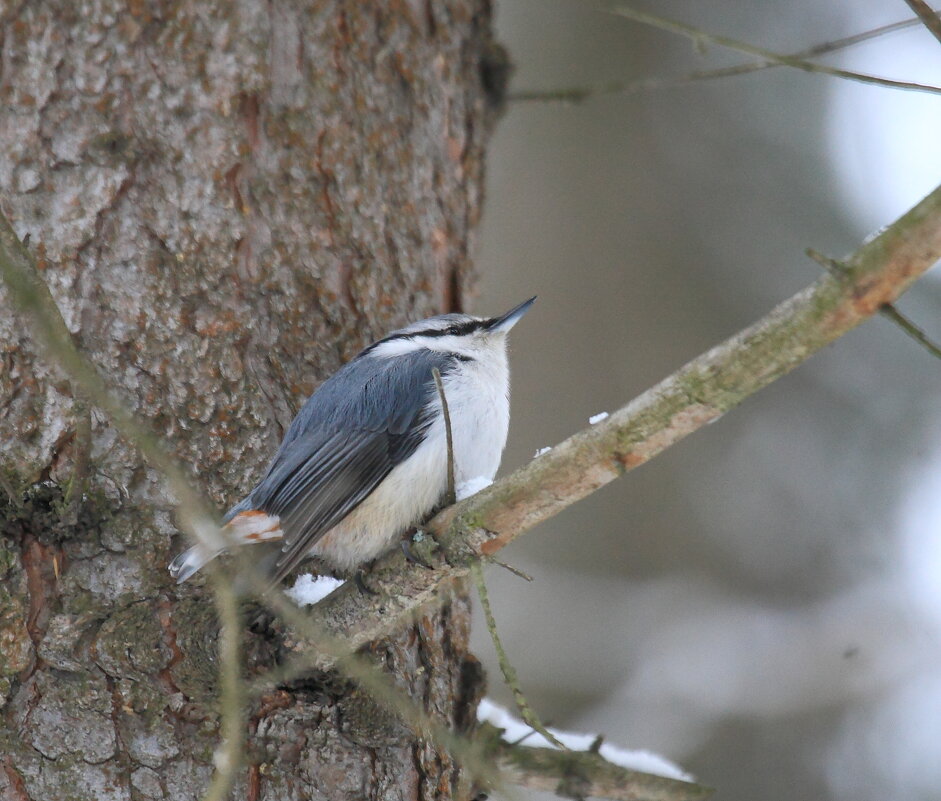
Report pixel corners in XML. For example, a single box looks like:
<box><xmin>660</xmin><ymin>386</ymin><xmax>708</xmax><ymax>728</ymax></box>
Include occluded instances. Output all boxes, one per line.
<box><xmin>447</xmin><ymin>326</ymin><xmax>461</xmax><ymax>336</ymax></box>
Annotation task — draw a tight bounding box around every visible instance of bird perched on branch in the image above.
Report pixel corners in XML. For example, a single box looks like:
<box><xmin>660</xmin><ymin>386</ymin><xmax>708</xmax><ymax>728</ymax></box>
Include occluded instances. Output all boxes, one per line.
<box><xmin>169</xmin><ymin>297</ymin><xmax>535</xmax><ymax>587</ymax></box>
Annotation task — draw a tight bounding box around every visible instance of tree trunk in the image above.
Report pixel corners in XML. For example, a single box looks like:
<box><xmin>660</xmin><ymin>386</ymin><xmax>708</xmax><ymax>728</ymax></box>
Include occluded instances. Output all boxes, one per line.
<box><xmin>0</xmin><ymin>2</ymin><xmax>501</xmax><ymax>799</ymax></box>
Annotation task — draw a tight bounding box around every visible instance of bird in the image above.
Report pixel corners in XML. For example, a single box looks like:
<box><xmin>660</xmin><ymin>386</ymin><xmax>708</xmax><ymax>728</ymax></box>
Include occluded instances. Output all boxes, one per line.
<box><xmin>169</xmin><ymin>297</ymin><xmax>535</xmax><ymax>587</ymax></box>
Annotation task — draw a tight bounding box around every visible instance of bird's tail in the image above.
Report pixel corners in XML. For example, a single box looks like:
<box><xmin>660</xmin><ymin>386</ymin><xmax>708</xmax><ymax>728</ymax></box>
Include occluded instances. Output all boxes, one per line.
<box><xmin>168</xmin><ymin>543</ymin><xmax>221</xmax><ymax>583</ymax></box>
<box><xmin>168</xmin><ymin>509</ymin><xmax>283</xmax><ymax>583</ymax></box>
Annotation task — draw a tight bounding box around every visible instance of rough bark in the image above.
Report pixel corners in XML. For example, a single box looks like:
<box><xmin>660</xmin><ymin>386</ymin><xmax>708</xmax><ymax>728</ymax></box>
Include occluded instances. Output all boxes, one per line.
<box><xmin>0</xmin><ymin>2</ymin><xmax>500</xmax><ymax>799</ymax></box>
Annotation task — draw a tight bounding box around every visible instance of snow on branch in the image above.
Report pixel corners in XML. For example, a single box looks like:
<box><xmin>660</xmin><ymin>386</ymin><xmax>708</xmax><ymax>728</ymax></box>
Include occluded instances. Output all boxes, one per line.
<box><xmin>477</xmin><ymin>699</ymin><xmax>710</xmax><ymax>801</ymax></box>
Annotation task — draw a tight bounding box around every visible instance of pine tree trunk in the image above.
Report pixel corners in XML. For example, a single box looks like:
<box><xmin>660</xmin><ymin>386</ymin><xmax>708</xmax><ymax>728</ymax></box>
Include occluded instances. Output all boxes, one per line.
<box><xmin>0</xmin><ymin>3</ymin><xmax>501</xmax><ymax>799</ymax></box>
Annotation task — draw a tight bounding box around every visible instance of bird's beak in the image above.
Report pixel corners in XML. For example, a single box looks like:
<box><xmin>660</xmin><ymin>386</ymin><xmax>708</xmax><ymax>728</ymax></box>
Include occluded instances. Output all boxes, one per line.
<box><xmin>486</xmin><ymin>296</ymin><xmax>536</xmax><ymax>333</ymax></box>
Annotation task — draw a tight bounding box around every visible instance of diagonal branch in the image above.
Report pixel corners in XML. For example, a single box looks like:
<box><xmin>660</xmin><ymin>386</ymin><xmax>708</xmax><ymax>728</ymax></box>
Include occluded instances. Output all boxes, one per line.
<box><xmin>0</xmin><ymin>206</ymin><xmax>246</xmax><ymax>801</ymax></box>
<box><xmin>301</xmin><ymin>181</ymin><xmax>941</xmax><ymax>665</ymax></box>
<box><xmin>0</xmin><ymin>209</ymin><xmax>220</xmax><ymax>545</ymax></box>
<box><xmin>607</xmin><ymin>5</ymin><xmax>941</xmax><ymax>97</ymax></box>
<box><xmin>495</xmin><ymin>741</ymin><xmax>711</xmax><ymax>801</ymax></box>
<box><xmin>511</xmin><ymin>16</ymin><xmax>927</xmax><ymax>104</ymax></box>
<box><xmin>903</xmin><ymin>0</ymin><xmax>941</xmax><ymax>47</ymax></box>
<box><xmin>473</xmin><ymin>561</ymin><xmax>565</xmax><ymax>749</ymax></box>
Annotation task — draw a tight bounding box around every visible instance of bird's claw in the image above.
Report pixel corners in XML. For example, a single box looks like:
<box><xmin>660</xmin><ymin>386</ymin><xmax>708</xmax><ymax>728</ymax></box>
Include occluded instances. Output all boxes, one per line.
<box><xmin>400</xmin><ymin>532</ymin><xmax>434</xmax><ymax>569</ymax></box>
<box><xmin>353</xmin><ymin>570</ymin><xmax>379</xmax><ymax>596</ymax></box>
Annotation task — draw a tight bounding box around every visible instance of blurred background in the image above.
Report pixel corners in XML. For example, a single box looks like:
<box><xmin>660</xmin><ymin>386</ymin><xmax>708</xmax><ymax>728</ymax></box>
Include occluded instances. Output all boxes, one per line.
<box><xmin>470</xmin><ymin>2</ymin><xmax>941</xmax><ymax>799</ymax></box>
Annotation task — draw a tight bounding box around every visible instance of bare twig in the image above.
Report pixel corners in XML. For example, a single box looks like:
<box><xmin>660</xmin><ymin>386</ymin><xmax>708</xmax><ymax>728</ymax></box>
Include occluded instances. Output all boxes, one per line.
<box><xmin>877</xmin><ymin>304</ymin><xmax>941</xmax><ymax>360</ymax></box>
<box><xmin>200</xmin><ymin>577</ymin><xmax>245</xmax><ymax>801</ymax></box>
<box><xmin>473</xmin><ymin>561</ymin><xmax>564</xmax><ymax>749</ymax></box>
<box><xmin>607</xmin><ymin>5</ymin><xmax>941</xmax><ymax>96</ymax></box>
<box><xmin>495</xmin><ymin>739</ymin><xmax>712</xmax><ymax>801</ymax></box>
<box><xmin>799</xmin><ymin>17</ymin><xmax>923</xmax><ymax>56</ymax></box>
<box><xmin>511</xmin><ymin>16</ymin><xmax>925</xmax><ymax>103</ymax></box>
<box><xmin>0</xmin><ymin>210</ymin><xmax>220</xmax><ymax>546</ymax></box>
<box><xmin>432</xmin><ymin>367</ymin><xmax>456</xmax><ymax>506</ymax></box>
<box><xmin>806</xmin><ymin>248</ymin><xmax>941</xmax><ymax>361</ymax></box>
<box><xmin>62</xmin><ymin>399</ymin><xmax>91</xmax><ymax>526</ymax></box>
<box><xmin>0</xmin><ymin>208</ymin><xmax>242</xmax><ymax>801</ymax></box>
<box><xmin>305</xmin><ymin>182</ymin><xmax>941</xmax><ymax>663</ymax></box>
<box><xmin>904</xmin><ymin>0</ymin><xmax>941</xmax><ymax>47</ymax></box>
<box><xmin>486</xmin><ymin>556</ymin><xmax>534</xmax><ymax>582</ymax></box>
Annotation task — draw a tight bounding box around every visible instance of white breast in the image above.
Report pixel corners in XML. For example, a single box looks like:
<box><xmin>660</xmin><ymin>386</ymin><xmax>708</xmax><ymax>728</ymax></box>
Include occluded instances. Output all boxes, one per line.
<box><xmin>437</xmin><ymin>352</ymin><xmax>510</xmax><ymax>486</ymax></box>
<box><xmin>309</xmin><ymin>346</ymin><xmax>511</xmax><ymax>570</ymax></box>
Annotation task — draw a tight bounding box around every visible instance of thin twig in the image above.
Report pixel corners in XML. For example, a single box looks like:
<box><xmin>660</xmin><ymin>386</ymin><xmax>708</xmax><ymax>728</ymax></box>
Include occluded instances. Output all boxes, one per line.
<box><xmin>472</xmin><ymin>561</ymin><xmax>565</xmax><ymax>749</ymax></box>
<box><xmin>62</xmin><ymin>399</ymin><xmax>91</xmax><ymax>526</ymax></box>
<box><xmin>608</xmin><ymin>5</ymin><xmax>941</xmax><ymax>96</ymax></box>
<box><xmin>0</xmin><ymin>211</ymin><xmax>220</xmax><ymax>546</ymax></box>
<box><xmin>800</xmin><ymin>17</ymin><xmax>922</xmax><ymax>56</ymax></box>
<box><xmin>232</xmin><ymin>554</ymin><xmax>498</xmax><ymax>788</ymax></box>
<box><xmin>877</xmin><ymin>304</ymin><xmax>941</xmax><ymax>360</ymax></box>
<box><xmin>432</xmin><ymin>367</ymin><xmax>456</xmax><ymax>506</ymax></box>
<box><xmin>806</xmin><ymin>248</ymin><xmax>941</xmax><ymax>361</ymax></box>
<box><xmin>305</xmin><ymin>181</ymin><xmax>941</xmax><ymax>663</ymax></box>
<box><xmin>486</xmin><ymin>556</ymin><xmax>534</xmax><ymax>582</ymax></box>
<box><xmin>511</xmin><ymin>17</ymin><xmax>924</xmax><ymax>103</ymax></box>
<box><xmin>200</xmin><ymin>577</ymin><xmax>245</xmax><ymax>801</ymax></box>
<box><xmin>438</xmin><ymin>364</ymin><xmax>557</xmax><ymax>753</ymax></box>
<box><xmin>0</xmin><ymin>207</ymin><xmax>245</xmax><ymax>801</ymax></box>
<box><xmin>904</xmin><ymin>0</ymin><xmax>941</xmax><ymax>47</ymax></box>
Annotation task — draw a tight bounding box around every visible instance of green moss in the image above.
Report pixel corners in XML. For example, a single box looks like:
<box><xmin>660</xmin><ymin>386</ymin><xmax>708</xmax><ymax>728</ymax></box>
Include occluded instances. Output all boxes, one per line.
<box><xmin>95</xmin><ymin>602</ymin><xmax>172</xmax><ymax>679</ymax></box>
<box><xmin>338</xmin><ymin>685</ymin><xmax>409</xmax><ymax>748</ymax></box>
<box><xmin>0</xmin><ymin>479</ymin><xmax>111</xmax><ymax>547</ymax></box>
<box><xmin>0</xmin><ymin>568</ymin><xmax>30</xmax><ymax>679</ymax></box>
<box><xmin>67</xmin><ymin>587</ymin><xmax>102</xmax><ymax>617</ymax></box>
<box><xmin>169</xmin><ymin>597</ymin><xmax>221</xmax><ymax>705</ymax></box>
<box><xmin>0</xmin><ymin>537</ymin><xmax>16</xmax><ymax>577</ymax></box>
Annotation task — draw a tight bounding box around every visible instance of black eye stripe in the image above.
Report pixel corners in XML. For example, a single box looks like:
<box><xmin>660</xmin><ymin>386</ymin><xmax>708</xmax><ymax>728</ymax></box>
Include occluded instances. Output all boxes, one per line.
<box><xmin>358</xmin><ymin>318</ymin><xmax>488</xmax><ymax>357</ymax></box>
<box><xmin>424</xmin><ymin>320</ymin><xmax>483</xmax><ymax>338</ymax></box>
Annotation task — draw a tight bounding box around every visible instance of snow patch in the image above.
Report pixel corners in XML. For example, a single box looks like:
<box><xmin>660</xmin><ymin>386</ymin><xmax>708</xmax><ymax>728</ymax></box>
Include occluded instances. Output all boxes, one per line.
<box><xmin>286</xmin><ymin>574</ymin><xmax>346</xmax><ymax>606</ymax></box>
<box><xmin>476</xmin><ymin>698</ymin><xmax>693</xmax><ymax>782</ymax></box>
<box><xmin>589</xmin><ymin>412</ymin><xmax>609</xmax><ymax>425</ymax></box>
<box><xmin>456</xmin><ymin>476</ymin><xmax>493</xmax><ymax>500</ymax></box>
<box><xmin>533</xmin><ymin>446</ymin><xmax>551</xmax><ymax>458</ymax></box>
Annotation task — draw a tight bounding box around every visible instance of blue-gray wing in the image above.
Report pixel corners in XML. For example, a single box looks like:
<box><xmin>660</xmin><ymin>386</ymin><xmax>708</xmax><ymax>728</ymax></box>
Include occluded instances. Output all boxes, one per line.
<box><xmin>234</xmin><ymin>348</ymin><xmax>454</xmax><ymax>585</ymax></box>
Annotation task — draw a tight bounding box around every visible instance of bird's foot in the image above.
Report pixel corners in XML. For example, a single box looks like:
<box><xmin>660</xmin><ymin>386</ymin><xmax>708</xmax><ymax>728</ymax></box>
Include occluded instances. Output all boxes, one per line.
<box><xmin>353</xmin><ymin>569</ymin><xmax>379</xmax><ymax>596</ymax></box>
<box><xmin>400</xmin><ymin>529</ymin><xmax>435</xmax><ymax>569</ymax></box>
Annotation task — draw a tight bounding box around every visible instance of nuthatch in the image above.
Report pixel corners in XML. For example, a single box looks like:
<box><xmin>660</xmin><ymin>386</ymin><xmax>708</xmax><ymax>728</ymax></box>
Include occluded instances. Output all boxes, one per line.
<box><xmin>169</xmin><ymin>298</ymin><xmax>535</xmax><ymax>586</ymax></box>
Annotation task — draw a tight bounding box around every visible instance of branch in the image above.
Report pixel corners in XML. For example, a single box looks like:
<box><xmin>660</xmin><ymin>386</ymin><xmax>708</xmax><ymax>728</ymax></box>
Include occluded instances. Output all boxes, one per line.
<box><xmin>806</xmin><ymin>248</ymin><xmax>941</xmax><ymax>361</ymax></box>
<box><xmin>432</xmin><ymin>367</ymin><xmax>456</xmax><ymax>506</ymax></box>
<box><xmin>496</xmin><ymin>742</ymin><xmax>711</xmax><ymax>801</ymax></box>
<box><xmin>477</xmin><ymin>699</ymin><xmax>707</xmax><ymax>800</ymax></box>
<box><xmin>473</xmin><ymin>562</ymin><xmax>565</xmax><ymax>749</ymax></box>
<box><xmin>511</xmin><ymin>16</ymin><xmax>925</xmax><ymax>103</ymax></box>
<box><xmin>904</xmin><ymin>0</ymin><xmax>941</xmax><ymax>47</ymax></box>
<box><xmin>607</xmin><ymin>5</ymin><xmax>941</xmax><ymax>97</ymax></box>
<box><xmin>302</xmin><ymin>181</ymin><xmax>941</xmax><ymax>664</ymax></box>
<box><xmin>200</xmin><ymin>578</ymin><xmax>245</xmax><ymax>801</ymax></box>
